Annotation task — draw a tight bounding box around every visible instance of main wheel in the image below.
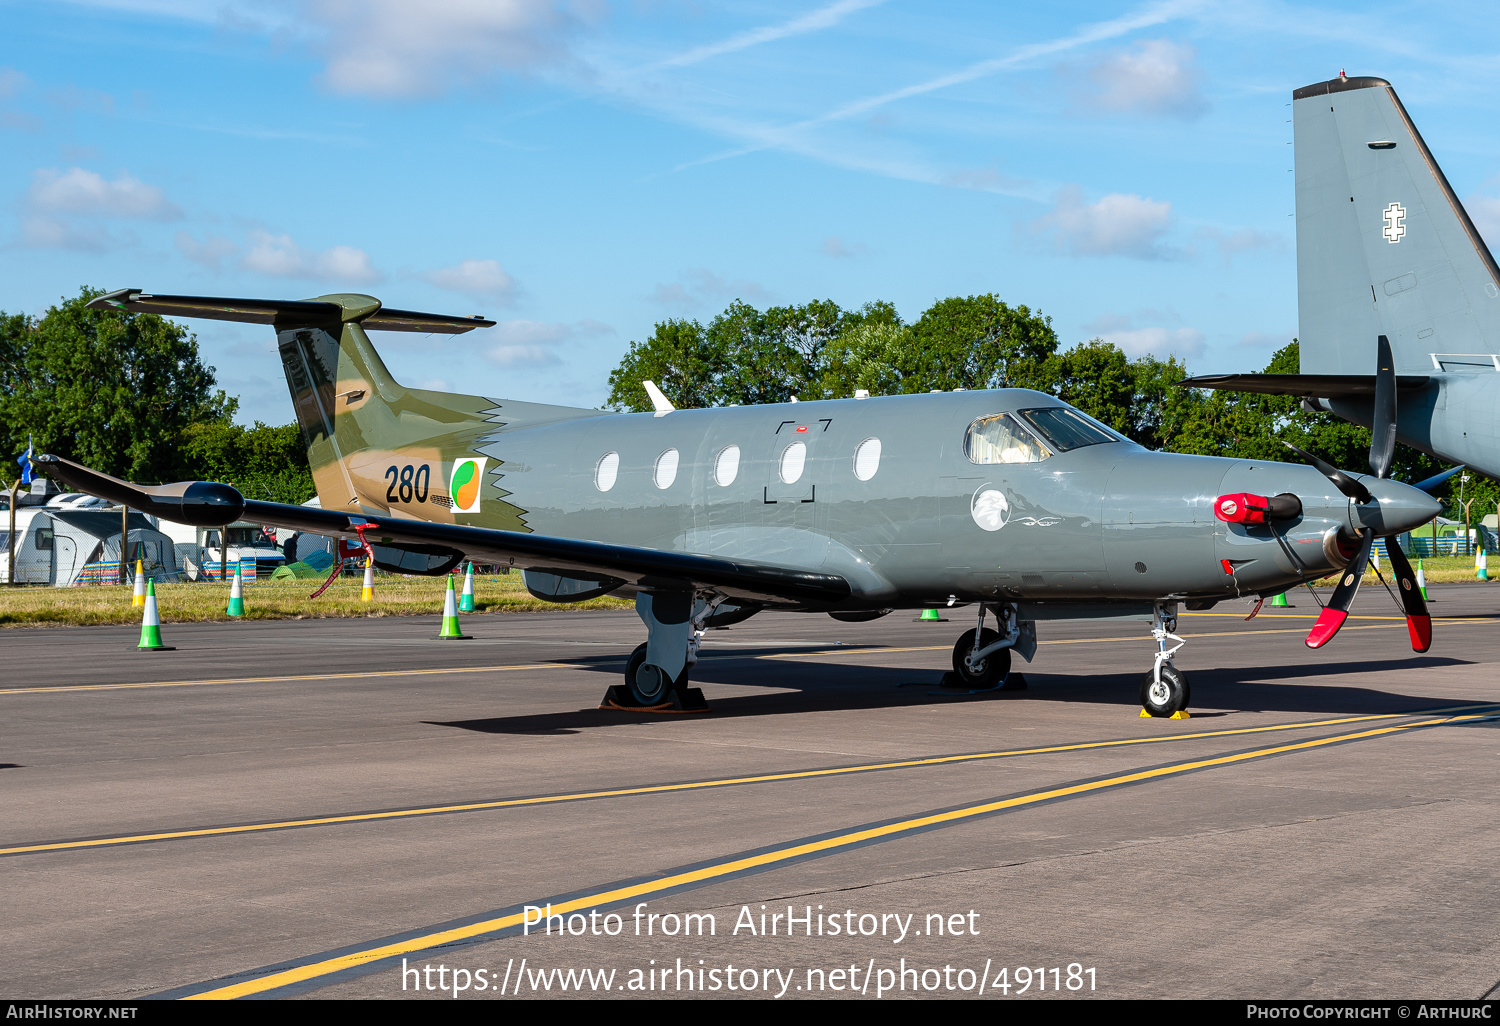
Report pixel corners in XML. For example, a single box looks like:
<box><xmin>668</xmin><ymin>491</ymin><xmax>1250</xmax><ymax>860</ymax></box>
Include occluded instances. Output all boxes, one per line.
<box><xmin>624</xmin><ymin>642</ymin><xmax>675</xmax><ymax>705</ymax></box>
<box><xmin>1139</xmin><ymin>664</ymin><xmax>1189</xmax><ymax>717</ymax></box>
<box><xmin>950</xmin><ymin>628</ymin><xmax>1011</xmax><ymax>688</ymax></box>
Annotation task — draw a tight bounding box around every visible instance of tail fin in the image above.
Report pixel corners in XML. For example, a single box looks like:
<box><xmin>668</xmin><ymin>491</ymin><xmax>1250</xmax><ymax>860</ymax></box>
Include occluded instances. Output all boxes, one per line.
<box><xmin>1294</xmin><ymin>76</ymin><xmax>1500</xmax><ymax>375</ymax></box>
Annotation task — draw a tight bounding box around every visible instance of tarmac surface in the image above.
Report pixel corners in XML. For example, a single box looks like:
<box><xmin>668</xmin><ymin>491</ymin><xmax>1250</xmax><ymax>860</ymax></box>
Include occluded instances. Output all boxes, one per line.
<box><xmin>2</xmin><ymin>585</ymin><xmax>1499</xmax><ymax>1001</ymax></box>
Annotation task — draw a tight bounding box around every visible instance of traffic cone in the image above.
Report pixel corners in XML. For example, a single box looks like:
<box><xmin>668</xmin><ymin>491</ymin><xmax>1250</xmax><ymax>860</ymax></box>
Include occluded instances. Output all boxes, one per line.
<box><xmin>136</xmin><ymin>579</ymin><xmax>173</xmax><ymax>651</ymax></box>
<box><xmin>458</xmin><ymin>562</ymin><xmax>476</xmax><ymax>612</ymax></box>
<box><xmin>917</xmin><ymin>608</ymin><xmax>943</xmax><ymax>622</ymax></box>
<box><xmin>131</xmin><ymin>559</ymin><xmax>146</xmax><ymax>607</ymax></box>
<box><xmin>1479</xmin><ymin>549</ymin><xmax>1489</xmax><ymax>581</ymax></box>
<box><xmin>226</xmin><ymin>564</ymin><xmax>245</xmax><ymax>617</ymax></box>
<box><xmin>361</xmin><ymin>557</ymin><xmax>375</xmax><ymax>601</ymax></box>
<box><xmin>1271</xmin><ymin>592</ymin><xmax>1290</xmax><ymax>607</ymax></box>
<box><xmin>1417</xmin><ymin>559</ymin><xmax>1429</xmax><ymax>601</ymax></box>
<box><xmin>436</xmin><ymin>574</ymin><xmax>471</xmax><ymax>639</ymax></box>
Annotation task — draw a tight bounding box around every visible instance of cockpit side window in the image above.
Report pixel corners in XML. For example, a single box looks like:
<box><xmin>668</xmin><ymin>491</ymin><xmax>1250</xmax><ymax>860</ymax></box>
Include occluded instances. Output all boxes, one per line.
<box><xmin>1016</xmin><ymin>407</ymin><xmax>1127</xmax><ymax>451</ymax></box>
<box><xmin>964</xmin><ymin>414</ymin><xmax>1053</xmax><ymax>465</ymax></box>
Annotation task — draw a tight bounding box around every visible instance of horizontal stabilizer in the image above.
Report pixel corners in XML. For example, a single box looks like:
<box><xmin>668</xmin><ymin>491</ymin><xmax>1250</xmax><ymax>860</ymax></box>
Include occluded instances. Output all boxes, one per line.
<box><xmin>85</xmin><ymin>289</ymin><xmax>495</xmax><ymax>334</ymax></box>
<box><xmin>1178</xmin><ymin>373</ymin><xmax>1430</xmax><ymax>397</ymax></box>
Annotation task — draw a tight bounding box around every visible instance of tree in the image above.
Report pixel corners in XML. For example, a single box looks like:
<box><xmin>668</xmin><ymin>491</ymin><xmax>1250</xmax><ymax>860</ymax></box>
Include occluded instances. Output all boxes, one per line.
<box><xmin>1</xmin><ymin>287</ymin><xmax>236</xmax><ymax>483</ymax></box>
<box><xmin>904</xmin><ymin>295</ymin><xmax>1059</xmax><ymax>392</ymax></box>
<box><xmin>177</xmin><ymin>420</ymin><xmax>314</xmax><ymax>504</ymax></box>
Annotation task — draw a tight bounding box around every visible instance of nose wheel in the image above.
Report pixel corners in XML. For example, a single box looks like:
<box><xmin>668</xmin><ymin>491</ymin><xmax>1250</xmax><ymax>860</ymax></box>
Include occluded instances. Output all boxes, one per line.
<box><xmin>950</xmin><ymin>628</ymin><xmax>1012</xmax><ymax>688</ymax></box>
<box><xmin>1140</xmin><ymin>664</ymin><xmax>1190</xmax><ymax>717</ymax></box>
<box><xmin>1140</xmin><ymin>602</ymin><xmax>1191</xmax><ymax>718</ymax></box>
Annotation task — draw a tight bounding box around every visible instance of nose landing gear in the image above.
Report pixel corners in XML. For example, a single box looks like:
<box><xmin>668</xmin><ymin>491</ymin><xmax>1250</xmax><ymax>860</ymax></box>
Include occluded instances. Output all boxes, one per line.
<box><xmin>1140</xmin><ymin>602</ymin><xmax>1190</xmax><ymax>718</ymax></box>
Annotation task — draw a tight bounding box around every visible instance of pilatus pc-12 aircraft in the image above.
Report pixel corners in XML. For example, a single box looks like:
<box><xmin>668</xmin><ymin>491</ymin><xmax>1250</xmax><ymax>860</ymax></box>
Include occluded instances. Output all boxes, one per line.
<box><xmin>41</xmin><ymin>240</ymin><xmax>1441</xmax><ymax>718</ymax></box>
<box><xmin>1186</xmin><ymin>73</ymin><xmax>1500</xmax><ymax>483</ymax></box>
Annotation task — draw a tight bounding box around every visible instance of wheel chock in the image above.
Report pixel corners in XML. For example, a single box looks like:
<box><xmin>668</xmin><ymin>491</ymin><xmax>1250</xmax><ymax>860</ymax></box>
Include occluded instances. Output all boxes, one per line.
<box><xmin>1139</xmin><ymin>708</ymin><xmax>1151</xmax><ymax>718</ymax></box>
<box><xmin>1002</xmin><ymin>673</ymin><xmax>1027</xmax><ymax>691</ymax></box>
<box><xmin>1169</xmin><ymin>710</ymin><xmax>1191</xmax><ymax>719</ymax></box>
<box><xmin>599</xmin><ymin>685</ymin><xmax>711</xmax><ymax>714</ymax></box>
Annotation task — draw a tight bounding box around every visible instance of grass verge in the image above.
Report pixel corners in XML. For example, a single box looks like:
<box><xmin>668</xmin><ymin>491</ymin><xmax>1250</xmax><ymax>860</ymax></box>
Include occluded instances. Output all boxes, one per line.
<box><xmin>0</xmin><ymin>572</ymin><xmax>631</xmax><ymax>628</ymax></box>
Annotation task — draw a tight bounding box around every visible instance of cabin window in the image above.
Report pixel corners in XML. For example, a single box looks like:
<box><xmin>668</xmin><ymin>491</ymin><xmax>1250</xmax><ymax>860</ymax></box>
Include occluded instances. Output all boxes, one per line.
<box><xmin>653</xmin><ymin>448</ymin><xmax>680</xmax><ymax>489</ymax></box>
<box><xmin>852</xmin><ymin>437</ymin><xmax>881</xmax><ymax>481</ymax></box>
<box><xmin>965</xmin><ymin>415</ymin><xmax>1051</xmax><ymax>465</ymax></box>
<box><xmin>595</xmin><ymin>451</ymin><xmax>620</xmax><ymax>492</ymax></box>
<box><xmin>35</xmin><ymin>528</ymin><xmax>54</xmax><ymax>551</ymax></box>
<box><xmin>779</xmin><ymin>441</ymin><xmax>807</xmax><ymax>484</ymax></box>
<box><xmin>714</xmin><ymin>445</ymin><xmax>740</xmax><ymax>486</ymax></box>
<box><xmin>1015</xmin><ymin>407</ymin><xmax>1125</xmax><ymax>451</ymax></box>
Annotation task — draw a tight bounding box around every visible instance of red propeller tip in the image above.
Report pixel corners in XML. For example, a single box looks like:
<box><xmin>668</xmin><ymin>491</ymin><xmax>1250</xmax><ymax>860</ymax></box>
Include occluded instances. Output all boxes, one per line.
<box><xmin>1406</xmin><ymin>614</ymin><xmax>1432</xmax><ymax>653</ymax></box>
<box><xmin>1305</xmin><ymin>607</ymin><xmax>1349</xmax><ymax>648</ymax></box>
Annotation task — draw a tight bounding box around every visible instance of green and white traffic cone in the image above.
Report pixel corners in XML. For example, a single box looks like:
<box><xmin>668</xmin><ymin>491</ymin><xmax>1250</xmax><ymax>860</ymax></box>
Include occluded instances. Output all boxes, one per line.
<box><xmin>1478</xmin><ymin>549</ymin><xmax>1489</xmax><ymax>581</ymax></box>
<box><xmin>226</xmin><ymin>564</ymin><xmax>245</xmax><ymax>617</ymax></box>
<box><xmin>436</xmin><ymin>574</ymin><xmax>471</xmax><ymax>640</ymax></box>
<box><xmin>1417</xmin><ymin>559</ymin><xmax>1429</xmax><ymax>601</ymax></box>
<box><xmin>135</xmin><ymin>579</ymin><xmax>174</xmax><ymax>651</ymax></box>
<box><xmin>458</xmin><ymin>562</ymin><xmax>476</xmax><ymax>612</ymax></box>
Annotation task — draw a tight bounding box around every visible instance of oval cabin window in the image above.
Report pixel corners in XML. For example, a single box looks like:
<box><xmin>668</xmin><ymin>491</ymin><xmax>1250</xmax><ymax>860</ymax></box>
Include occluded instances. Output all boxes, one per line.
<box><xmin>779</xmin><ymin>441</ymin><xmax>807</xmax><ymax>484</ymax></box>
<box><xmin>852</xmin><ymin>437</ymin><xmax>881</xmax><ymax>481</ymax></box>
<box><xmin>714</xmin><ymin>445</ymin><xmax>740</xmax><ymax>486</ymax></box>
<box><xmin>653</xmin><ymin>448</ymin><xmax>680</xmax><ymax>489</ymax></box>
<box><xmin>595</xmin><ymin>451</ymin><xmax>619</xmax><ymax>492</ymax></box>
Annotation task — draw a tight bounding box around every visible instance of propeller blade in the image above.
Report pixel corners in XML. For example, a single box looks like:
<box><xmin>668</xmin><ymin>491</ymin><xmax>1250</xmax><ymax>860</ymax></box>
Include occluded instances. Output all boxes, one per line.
<box><xmin>1411</xmin><ymin>464</ymin><xmax>1465</xmax><ymax>494</ymax></box>
<box><xmin>1281</xmin><ymin>441</ymin><xmax>1374</xmax><ymax>504</ymax></box>
<box><xmin>1306</xmin><ymin>532</ymin><xmax>1374</xmax><ymax>648</ymax></box>
<box><xmin>1370</xmin><ymin>335</ymin><xmax>1397</xmax><ymax>479</ymax></box>
<box><xmin>1381</xmin><ymin>539</ymin><xmax>1433</xmax><ymax>652</ymax></box>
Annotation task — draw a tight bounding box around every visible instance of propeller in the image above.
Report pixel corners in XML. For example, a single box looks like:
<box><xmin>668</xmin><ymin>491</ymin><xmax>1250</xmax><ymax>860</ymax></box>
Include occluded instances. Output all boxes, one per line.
<box><xmin>1295</xmin><ymin>335</ymin><xmax>1432</xmax><ymax>652</ymax></box>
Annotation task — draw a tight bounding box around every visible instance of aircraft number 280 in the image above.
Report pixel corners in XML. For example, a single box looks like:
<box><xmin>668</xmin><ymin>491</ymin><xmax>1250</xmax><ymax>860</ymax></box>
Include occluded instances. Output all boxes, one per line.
<box><xmin>385</xmin><ymin>464</ymin><xmax>431</xmax><ymax>504</ymax></box>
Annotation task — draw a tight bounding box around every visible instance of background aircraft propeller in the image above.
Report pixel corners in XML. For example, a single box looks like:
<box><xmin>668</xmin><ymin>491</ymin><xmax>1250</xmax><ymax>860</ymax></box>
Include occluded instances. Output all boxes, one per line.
<box><xmin>1289</xmin><ymin>336</ymin><xmax>1432</xmax><ymax>652</ymax></box>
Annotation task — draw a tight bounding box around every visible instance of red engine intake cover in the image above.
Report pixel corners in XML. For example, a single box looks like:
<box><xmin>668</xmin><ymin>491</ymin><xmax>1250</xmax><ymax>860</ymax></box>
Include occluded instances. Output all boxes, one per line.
<box><xmin>1215</xmin><ymin>492</ymin><xmax>1271</xmax><ymax>525</ymax></box>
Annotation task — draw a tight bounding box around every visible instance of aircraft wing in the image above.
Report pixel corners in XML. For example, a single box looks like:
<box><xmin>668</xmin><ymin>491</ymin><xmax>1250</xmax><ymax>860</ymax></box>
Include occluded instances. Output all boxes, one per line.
<box><xmin>1178</xmin><ymin>373</ymin><xmax>1432</xmax><ymax>396</ymax></box>
<box><xmin>85</xmin><ymin>288</ymin><xmax>496</xmax><ymax>334</ymax></box>
<box><xmin>34</xmin><ymin>455</ymin><xmax>851</xmax><ymax>607</ymax></box>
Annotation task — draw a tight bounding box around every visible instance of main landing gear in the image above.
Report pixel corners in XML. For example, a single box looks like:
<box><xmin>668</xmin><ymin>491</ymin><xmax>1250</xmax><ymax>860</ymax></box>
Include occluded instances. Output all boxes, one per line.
<box><xmin>1140</xmin><ymin>601</ymin><xmax>1190</xmax><ymax>718</ymax></box>
<box><xmin>945</xmin><ymin>603</ymin><xmax>1030</xmax><ymax>691</ymax></box>
<box><xmin>600</xmin><ymin>591</ymin><xmax>715</xmax><ymax>713</ymax></box>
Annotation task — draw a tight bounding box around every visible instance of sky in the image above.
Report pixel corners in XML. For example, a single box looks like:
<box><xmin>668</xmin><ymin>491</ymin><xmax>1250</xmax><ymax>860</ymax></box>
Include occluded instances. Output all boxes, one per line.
<box><xmin>3</xmin><ymin>0</ymin><xmax>1499</xmax><ymax>426</ymax></box>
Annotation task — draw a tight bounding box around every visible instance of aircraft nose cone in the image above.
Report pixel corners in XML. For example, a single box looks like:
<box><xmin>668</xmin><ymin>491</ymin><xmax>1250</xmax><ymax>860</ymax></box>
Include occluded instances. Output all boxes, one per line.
<box><xmin>1358</xmin><ymin>479</ymin><xmax>1442</xmax><ymax>536</ymax></box>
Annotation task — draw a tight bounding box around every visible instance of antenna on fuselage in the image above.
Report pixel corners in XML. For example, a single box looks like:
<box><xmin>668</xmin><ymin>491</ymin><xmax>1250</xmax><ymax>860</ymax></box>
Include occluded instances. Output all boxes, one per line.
<box><xmin>642</xmin><ymin>380</ymin><xmax>676</xmax><ymax>417</ymax></box>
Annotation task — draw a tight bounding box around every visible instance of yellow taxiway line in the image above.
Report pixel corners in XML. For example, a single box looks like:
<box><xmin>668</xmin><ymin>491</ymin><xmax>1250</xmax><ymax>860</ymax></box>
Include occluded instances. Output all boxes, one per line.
<box><xmin>179</xmin><ymin>706</ymin><xmax>1499</xmax><ymax>999</ymax></box>
<box><xmin>8</xmin><ymin>705</ymin><xmax>1495</xmax><ymax>859</ymax></box>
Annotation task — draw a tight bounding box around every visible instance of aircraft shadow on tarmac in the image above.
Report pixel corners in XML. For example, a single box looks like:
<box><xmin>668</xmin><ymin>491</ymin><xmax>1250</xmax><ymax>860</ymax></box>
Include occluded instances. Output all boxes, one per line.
<box><xmin>428</xmin><ymin>652</ymin><xmax>1488</xmax><ymax>736</ymax></box>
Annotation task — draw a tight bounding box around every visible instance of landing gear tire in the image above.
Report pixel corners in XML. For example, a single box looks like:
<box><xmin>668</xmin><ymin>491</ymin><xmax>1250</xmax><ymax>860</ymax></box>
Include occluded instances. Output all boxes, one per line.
<box><xmin>624</xmin><ymin>642</ymin><xmax>677</xmax><ymax>705</ymax></box>
<box><xmin>950</xmin><ymin>628</ymin><xmax>1011</xmax><ymax>688</ymax></box>
<box><xmin>1139</xmin><ymin>665</ymin><xmax>1190</xmax><ymax>717</ymax></box>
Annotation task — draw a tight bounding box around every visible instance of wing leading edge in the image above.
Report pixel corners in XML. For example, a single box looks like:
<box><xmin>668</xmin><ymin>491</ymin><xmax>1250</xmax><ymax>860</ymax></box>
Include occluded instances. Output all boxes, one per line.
<box><xmin>35</xmin><ymin>455</ymin><xmax>851</xmax><ymax>607</ymax></box>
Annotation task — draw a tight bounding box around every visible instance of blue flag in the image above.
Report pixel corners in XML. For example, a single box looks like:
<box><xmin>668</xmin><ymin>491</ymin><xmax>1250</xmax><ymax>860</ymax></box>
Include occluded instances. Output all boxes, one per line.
<box><xmin>17</xmin><ymin>435</ymin><xmax>34</xmax><ymax>486</ymax></box>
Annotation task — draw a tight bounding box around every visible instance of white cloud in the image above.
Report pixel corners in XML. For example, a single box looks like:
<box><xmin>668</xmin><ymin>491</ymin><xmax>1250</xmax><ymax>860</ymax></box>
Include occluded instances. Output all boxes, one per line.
<box><xmin>241</xmin><ymin>229</ymin><xmax>383</xmax><ymax>283</ymax></box>
<box><xmin>175</xmin><ymin>231</ymin><xmax>238</xmax><ymax>271</ymax></box>
<box><xmin>1101</xmin><ymin>326</ymin><xmax>1205</xmax><ymax>360</ymax></box>
<box><xmin>821</xmin><ymin>236</ymin><xmax>869</xmax><ymax>259</ymax></box>
<box><xmin>1073</xmin><ymin>38</ymin><xmax>1206</xmax><ymax>119</ymax></box>
<box><xmin>1028</xmin><ymin>185</ymin><xmax>1177</xmax><ymax>259</ymax></box>
<box><xmin>27</xmin><ymin>167</ymin><xmax>181</xmax><ymax>219</ymax></box>
<box><xmin>484</xmin><ymin>317</ymin><xmax>611</xmax><ymax>367</ymax></box>
<box><xmin>650</xmin><ymin>267</ymin><xmax>768</xmax><ymax>307</ymax></box>
<box><xmin>309</xmin><ymin>0</ymin><xmax>596</xmax><ymax>98</ymax></box>
<box><xmin>20</xmin><ymin>216</ymin><xmax>119</xmax><ymax>252</ymax></box>
<box><xmin>424</xmin><ymin>258</ymin><xmax>517</xmax><ymax>301</ymax></box>
<box><xmin>1196</xmin><ymin>225</ymin><xmax>1283</xmax><ymax>263</ymax></box>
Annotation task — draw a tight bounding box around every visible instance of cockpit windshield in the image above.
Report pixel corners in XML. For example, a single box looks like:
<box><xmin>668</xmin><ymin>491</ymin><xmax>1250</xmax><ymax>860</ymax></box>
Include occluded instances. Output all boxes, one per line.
<box><xmin>964</xmin><ymin>414</ymin><xmax>1053</xmax><ymax>464</ymax></box>
<box><xmin>1015</xmin><ymin>407</ymin><xmax>1128</xmax><ymax>452</ymax></box>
